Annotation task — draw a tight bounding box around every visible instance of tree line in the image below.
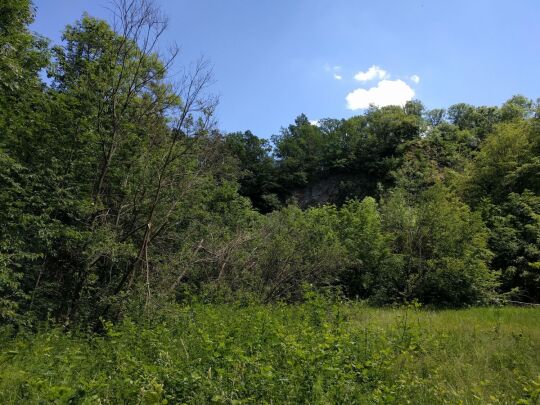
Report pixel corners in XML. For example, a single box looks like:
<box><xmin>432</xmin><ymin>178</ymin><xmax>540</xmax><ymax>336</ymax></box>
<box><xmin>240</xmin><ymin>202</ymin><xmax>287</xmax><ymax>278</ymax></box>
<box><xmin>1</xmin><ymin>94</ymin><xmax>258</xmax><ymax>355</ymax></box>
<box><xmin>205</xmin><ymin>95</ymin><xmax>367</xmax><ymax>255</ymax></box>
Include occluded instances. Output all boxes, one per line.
<box><xmin>1</xmin><ymin>0</ymin><xmax>539</xmax><ymax>327</ymax></box>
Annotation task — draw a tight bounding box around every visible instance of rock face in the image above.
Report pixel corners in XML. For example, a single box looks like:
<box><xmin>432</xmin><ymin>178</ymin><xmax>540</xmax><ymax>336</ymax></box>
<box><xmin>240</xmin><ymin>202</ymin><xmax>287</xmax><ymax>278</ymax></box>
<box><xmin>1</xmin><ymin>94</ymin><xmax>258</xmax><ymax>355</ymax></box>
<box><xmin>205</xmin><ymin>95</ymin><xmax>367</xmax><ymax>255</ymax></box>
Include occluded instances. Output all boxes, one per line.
<box><xmin>291</xmin><ymin>172</ymin><xmax>375</xmax><ymax>208</ymax></box>
<box><xmin>292</xmin><ymin>176</ymin><xmax>341</xmax><ymax>207</ymax></box>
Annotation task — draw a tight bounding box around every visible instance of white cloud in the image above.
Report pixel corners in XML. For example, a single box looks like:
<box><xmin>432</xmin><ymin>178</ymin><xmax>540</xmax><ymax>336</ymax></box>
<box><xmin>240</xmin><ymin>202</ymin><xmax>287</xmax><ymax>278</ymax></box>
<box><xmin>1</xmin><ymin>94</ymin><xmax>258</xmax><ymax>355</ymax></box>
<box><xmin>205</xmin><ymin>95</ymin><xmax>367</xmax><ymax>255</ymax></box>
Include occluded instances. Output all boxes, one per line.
<box><xmin>410</xmin><ymin>74</ymin><xmax>420</xmax><ymax>84</ymax></box>
<box><xmin>309</xmin><ymin>120</ymin><xmax>320</xmax><ymax>126</ymax></box>
<box><xmin>346</xmin><ymin>79</ymin><xmax>415</xmax><ymax>110</ymax></box>
<box><xmin>354</xmin><ymin>65</ymin><xmax>389</xmax><ymax>82</ymax></box>
<box><xmin>324</xmin><ymin>64</ymin><xmax>342</xmax><ymax>80</ymax></box>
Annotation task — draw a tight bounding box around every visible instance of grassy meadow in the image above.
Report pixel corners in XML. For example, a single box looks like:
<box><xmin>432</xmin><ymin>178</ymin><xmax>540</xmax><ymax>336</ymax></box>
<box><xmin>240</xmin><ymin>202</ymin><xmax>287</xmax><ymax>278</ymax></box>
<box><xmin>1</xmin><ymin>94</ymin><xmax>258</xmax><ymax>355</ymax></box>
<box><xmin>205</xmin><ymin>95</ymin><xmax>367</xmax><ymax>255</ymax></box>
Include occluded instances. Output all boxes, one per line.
<box><xmin>1</xmin><ymin>301</ymin><xmax>539</xmax><ymax>404</ymax></box>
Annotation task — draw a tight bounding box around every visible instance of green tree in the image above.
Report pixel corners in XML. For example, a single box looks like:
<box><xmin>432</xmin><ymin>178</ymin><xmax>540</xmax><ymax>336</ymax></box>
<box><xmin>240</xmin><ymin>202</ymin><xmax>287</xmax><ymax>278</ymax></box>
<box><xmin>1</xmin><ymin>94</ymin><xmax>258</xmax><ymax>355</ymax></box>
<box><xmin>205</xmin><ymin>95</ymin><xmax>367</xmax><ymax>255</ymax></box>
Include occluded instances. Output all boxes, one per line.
<box><xmin>1</xmin><ymin>1</ymin><xmax>225</xmax><ymax>324</ymax></box>
<box><xmin>464</xmin><ymin>121</ymin><xmax>537</xmax><ymax>205</ymax></box>
<box><xmin>482</xmin><ymin>192</ymin><xmax>540</xmax><ymax>301</ymax></box>
<box><xmin>336</xmin><ymin>197</ymin><xmax>394</xmax><ymax>301</ymax></box>
<box><xmin>224</xmin><ymin>131</ymin><xmax>280</xmax><ymax>212</ymax></box>
<box><xmin>381</xmin><ymin>185</ymin><xmax>496</xmax><ymax>306</ymax></box>
<box><xmin>0</xmin><ymin>0</ymin><xmax>50</xmax><ymax>324</ymax></box>
<box><xmin>272</xmin><ymin>114</ymin><xmax>327</xmax><ymax>188</ymax></box>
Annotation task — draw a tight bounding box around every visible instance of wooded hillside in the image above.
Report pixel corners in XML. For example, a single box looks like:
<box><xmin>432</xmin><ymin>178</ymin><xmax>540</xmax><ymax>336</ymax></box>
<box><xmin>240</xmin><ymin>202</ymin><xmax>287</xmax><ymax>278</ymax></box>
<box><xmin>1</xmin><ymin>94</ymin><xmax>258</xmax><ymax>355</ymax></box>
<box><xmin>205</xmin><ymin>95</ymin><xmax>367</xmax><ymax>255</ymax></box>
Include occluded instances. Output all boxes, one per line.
<box><xmin>1</xmin><ymin>0</ymin><xmax>539</xmax><ymax>330</ymax></box>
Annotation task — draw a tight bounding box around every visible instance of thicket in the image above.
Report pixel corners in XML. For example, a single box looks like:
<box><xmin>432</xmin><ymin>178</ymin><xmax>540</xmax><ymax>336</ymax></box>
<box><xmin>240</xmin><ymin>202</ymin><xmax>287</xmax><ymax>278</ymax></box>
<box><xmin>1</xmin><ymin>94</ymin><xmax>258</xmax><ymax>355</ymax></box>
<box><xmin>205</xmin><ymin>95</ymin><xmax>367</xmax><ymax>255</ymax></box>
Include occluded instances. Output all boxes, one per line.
<box><xmin>0</xmin><ymin>0</ymin><xmax>539</xmax><ymax>330</ymax></box>
<box><xmin>1</xmin><ymin>302</ymin><xmax>540</xmax><ymax>404</ymax></box>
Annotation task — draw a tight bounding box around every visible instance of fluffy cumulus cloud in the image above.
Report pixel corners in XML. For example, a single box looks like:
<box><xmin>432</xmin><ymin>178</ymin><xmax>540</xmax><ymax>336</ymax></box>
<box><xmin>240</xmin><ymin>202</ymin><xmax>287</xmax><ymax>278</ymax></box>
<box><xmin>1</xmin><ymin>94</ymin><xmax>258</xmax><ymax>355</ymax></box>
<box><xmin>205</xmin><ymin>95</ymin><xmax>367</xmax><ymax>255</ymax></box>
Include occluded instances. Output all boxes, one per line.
<box><xmin>354</xmin><ymin>65</ymin><xmax>389</xmax><ymax>82</ymax></box>
<box><xmin>410</xmin><ymin>74</ymin><xmax>420</xmax><ymax>84</ymax></box>
<box><xmin>346</xmin><ymin>79</ymin><xmax>415</xmax><ymax>110</ymax></box>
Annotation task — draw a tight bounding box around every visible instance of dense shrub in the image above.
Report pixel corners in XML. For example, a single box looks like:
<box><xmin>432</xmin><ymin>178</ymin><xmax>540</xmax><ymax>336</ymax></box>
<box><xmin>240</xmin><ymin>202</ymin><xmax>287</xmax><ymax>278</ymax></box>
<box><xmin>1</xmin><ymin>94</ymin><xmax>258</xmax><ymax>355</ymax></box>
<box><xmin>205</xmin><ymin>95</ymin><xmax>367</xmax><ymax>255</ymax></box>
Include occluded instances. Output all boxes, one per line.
<box><xmin>381</xmin><ymin>185</ymin><xmax>496</xmax><ymax>306</ymax></box>
<box><xmin>1</xmin><ymin>303</ymin><xmax>539</xmax><ymax>404</ymax></box>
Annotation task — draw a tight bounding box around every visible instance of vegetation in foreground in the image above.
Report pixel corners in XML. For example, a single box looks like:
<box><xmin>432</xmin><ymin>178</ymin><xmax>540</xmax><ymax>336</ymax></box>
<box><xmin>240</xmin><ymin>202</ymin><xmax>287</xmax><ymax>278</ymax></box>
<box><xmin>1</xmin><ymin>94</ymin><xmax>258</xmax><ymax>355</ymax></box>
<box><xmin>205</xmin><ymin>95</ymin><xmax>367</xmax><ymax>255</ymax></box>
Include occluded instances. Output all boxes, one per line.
<box><xmin>1</xmin><ymin>301</ymin><xmax>539</xmax><ymax>404</ymax></box>
<box><xmin>1</xmin><ymin>0</ymin><xmax>539</xmax><ymax>329</ymax></box>
<box><xmin>1</xmin><ymin>1</ymin><xmax>540</xmax><ymax>403</ymax></box>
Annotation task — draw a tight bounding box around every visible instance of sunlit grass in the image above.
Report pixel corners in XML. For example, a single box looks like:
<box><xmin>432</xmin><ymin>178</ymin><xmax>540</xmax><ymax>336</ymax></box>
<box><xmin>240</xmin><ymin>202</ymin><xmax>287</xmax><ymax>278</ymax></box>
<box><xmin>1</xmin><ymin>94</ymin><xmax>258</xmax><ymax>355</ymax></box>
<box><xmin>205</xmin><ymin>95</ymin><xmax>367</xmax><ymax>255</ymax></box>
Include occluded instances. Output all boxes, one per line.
<box><xmin>1</xmin><ymin>304</ymin><xmax>539</xmax><ymax>404</ymax></box>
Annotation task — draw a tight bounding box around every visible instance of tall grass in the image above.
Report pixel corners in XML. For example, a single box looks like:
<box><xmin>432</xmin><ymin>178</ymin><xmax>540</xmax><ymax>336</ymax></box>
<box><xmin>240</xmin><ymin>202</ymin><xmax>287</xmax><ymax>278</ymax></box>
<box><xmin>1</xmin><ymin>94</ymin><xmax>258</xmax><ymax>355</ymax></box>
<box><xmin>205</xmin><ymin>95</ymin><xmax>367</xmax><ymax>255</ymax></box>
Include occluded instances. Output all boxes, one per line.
<box><xmin>1</xmin><ymin>301</ymin><xmax>539</xmax><ymax>404</ymax></box>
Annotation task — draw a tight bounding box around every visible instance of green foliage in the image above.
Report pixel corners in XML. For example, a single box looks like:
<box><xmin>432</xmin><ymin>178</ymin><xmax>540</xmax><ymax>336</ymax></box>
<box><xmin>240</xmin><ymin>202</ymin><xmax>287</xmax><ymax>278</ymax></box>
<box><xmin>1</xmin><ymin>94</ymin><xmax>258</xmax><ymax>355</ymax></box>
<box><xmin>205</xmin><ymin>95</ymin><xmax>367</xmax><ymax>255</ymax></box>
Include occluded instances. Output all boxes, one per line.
<box><xmin>269</xmin><ymin>105</ymin><xmax>424</xmax><ymax>205</ymax></box>
<box><xmin>335</xmin><ymin>198</ymin><xmax>394</xmax><ymax>300</ymax></box>
<box><xmin>464</xmin><ymin>121</ymin><xmax>537</xmax><ymax>204</ymax></box>
<box><xmin>0</xmin><ymin>0</ymin><xmax>48</xmax><ymax>96</ymax></box>
<box><xmin>1</xmin><ymin>304</ymin><xmax>539</xmax><ymax>404</ymax></box>
<box><xmin>182</xmin><ymin>204</ymin><xmax>347</xmax><ymax>303</ymax></box>
<box><xmin>381</xmin><ymin>184</ymin><xmax>496</xmax><ymax>306</ymax></box>
<box><xmin>253</xmin><ymin>205</ymin><xmax>346</xmax><ymax>301</ymax></box>
<box><xmin>221</xmin><ymin>95</ymin><xmax>539</xmax><ymax>306</ymax></box>
<box><xmin>223</xmin><ymin>131</ymin><xmax>280</xmax><ymax>212</ymax></box>
<box><xmin>272</xmin><ymin>114</ymin><xmax>325</xmax><ymax>185</ymax></box>
<box><xmin>462</xmin><ymin>119</ymin><xmax>540</xmax><ymax>301</ymax></box>
<box><xmin>0</xmin><ymin>0</ymin><xmax>539</xmax><ymax>331</ymax></box>
<box><xmin>482</xmin><ymin>191</ymin><xmax>540</xmax><ymax>302</ymax></box>
<box><xmin>0</xmin><ymin>2</ymin><xmax>232</xmax><ymax>324</ymax></box>
<box><xmin>447</xmin><ymin>103</ymin><xmax>500</xmax><ymax>139</ymax></box>
<box><xmin>1</xmin><ymin>3</ymin><xmax>540</xmax><ymax>402</ymax></box>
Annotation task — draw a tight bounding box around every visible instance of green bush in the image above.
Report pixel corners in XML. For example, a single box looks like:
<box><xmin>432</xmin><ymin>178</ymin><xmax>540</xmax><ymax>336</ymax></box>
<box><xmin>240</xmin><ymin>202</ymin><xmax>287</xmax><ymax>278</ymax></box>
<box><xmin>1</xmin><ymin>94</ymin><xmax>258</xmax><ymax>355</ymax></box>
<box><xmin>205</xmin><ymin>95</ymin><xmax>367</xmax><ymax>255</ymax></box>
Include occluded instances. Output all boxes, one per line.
<box><xmin>381</xmin><ymin>185</ymin><xmax>497</xmax><ymax>306</ymax></box>
<box><xmin>1</xmin><ymin>303</ymin><xmax>539</xmax><ymax>404</ymax></box>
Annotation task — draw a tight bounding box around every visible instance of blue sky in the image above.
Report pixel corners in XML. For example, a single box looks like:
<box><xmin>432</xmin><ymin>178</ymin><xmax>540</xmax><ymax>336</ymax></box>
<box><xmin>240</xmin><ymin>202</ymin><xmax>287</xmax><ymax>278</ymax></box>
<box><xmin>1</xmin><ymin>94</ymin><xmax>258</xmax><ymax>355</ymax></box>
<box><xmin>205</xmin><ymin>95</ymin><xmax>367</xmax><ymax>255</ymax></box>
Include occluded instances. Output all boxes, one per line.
<box><xmin>32</xmin><ymin>0</ymin><xmax>540</xmax><ymax>138</ymax></box>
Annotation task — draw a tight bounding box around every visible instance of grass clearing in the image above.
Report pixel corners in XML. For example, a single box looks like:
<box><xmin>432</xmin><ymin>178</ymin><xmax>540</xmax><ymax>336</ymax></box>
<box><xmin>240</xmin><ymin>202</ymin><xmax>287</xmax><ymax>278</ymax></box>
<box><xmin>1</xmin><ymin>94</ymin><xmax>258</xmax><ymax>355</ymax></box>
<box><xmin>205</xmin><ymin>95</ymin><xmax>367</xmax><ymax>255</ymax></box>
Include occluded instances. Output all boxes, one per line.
<box><xmin>1</xmin><ymin>303</ymin><xmax>539</xmax><ymax>404</ymax></box>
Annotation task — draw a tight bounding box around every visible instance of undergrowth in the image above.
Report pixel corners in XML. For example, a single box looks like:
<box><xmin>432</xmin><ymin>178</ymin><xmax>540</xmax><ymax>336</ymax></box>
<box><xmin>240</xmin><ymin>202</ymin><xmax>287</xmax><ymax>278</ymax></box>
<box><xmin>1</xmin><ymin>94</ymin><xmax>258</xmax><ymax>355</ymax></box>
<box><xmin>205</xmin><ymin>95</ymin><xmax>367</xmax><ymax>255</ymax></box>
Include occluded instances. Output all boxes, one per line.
<box><xmin>1</xmin><ymin>300</ymin><xmax>539</xmax><ymax>404</ymax></box>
